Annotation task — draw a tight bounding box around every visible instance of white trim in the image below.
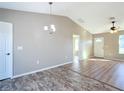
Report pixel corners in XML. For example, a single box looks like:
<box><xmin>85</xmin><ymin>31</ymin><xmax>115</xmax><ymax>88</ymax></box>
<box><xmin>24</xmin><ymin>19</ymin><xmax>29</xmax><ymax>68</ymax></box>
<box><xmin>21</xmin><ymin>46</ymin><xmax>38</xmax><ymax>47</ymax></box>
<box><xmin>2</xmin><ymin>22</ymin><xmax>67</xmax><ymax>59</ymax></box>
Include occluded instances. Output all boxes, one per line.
<box><xmin>105</xmin><ymin>58</ymin><xmax>124</xmax><ymax>62</ymax></box>
<box><xmin>12</xmin><ymin>61</ymin><xmax>73</xmax><ymax>79</ymax></box>
<box><xmin>10</xmin><ymin>22</ymin><xmax>13</xmax><ymax>79</ymax></box>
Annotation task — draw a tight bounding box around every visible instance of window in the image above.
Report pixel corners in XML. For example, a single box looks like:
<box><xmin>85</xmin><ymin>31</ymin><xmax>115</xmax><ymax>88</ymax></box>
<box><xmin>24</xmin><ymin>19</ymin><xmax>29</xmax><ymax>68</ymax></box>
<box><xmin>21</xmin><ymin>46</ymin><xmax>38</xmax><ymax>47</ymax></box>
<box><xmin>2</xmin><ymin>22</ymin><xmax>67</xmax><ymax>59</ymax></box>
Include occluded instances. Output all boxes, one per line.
<box><xmin>119</xmin><ymin>35</ymin><xmax>124</xmax><ymax>54</ymax></box>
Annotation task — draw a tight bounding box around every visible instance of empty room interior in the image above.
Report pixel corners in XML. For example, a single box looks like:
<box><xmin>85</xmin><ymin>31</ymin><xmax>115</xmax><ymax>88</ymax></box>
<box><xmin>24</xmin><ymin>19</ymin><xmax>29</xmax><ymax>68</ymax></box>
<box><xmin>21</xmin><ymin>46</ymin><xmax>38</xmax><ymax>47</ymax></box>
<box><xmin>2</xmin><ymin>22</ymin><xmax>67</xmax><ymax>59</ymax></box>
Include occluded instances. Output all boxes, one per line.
<box><xmin>0</xmin><ymin>2</ymin><xmax>124</xmax><ymax>91</ymax></box>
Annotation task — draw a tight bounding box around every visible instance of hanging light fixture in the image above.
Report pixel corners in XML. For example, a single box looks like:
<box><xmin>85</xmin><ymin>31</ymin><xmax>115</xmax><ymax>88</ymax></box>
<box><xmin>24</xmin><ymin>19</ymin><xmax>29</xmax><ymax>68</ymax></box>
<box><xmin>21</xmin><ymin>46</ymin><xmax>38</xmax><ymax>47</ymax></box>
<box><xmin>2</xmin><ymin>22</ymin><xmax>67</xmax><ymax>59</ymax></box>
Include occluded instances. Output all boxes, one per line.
<box><xmin>44</xmin><ymin>2</ymin><xmax>56</xmax><ymax>34</ymax></box>
<box><xmin>109</xmin><ymin>17</ymin><xmax>118</xmax><ymax>34</ymax></box>
<box><xmin>110</xmin><ymin>21</ymin><xmax>118</xmax><ymax>34</ymax></box>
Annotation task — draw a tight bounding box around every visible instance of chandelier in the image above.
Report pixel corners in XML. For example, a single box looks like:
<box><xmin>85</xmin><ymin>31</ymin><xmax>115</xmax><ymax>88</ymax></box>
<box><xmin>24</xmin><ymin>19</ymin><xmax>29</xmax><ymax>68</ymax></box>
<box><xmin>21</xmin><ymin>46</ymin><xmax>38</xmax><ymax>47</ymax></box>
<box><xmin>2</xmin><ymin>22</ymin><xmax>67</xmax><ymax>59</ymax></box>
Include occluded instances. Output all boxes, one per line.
<box><xmin>44</xmin><ymin>2</ymin><xmax>56</xmax><ymax>34</ymax></box>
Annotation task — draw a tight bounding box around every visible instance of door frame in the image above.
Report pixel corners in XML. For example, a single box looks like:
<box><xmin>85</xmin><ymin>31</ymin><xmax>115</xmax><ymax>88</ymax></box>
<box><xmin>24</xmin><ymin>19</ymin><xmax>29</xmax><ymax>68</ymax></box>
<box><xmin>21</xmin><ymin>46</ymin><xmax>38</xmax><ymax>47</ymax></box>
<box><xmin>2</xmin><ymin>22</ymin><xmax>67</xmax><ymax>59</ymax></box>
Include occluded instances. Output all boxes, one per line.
<box><xmin>94</xmin><ymin>37</ymin><xmax>104</xmax><ymax>58</ymax></box>
<box><xmin>0</xmin><ymin>21</ymin><xmax>13</xmax><ymax>79</ymax></box>
<box><xmin>73</xmin><ymin>34</ymin><xmax>80</xmax><ymax>60</ymax></box>
<box><xmin>9</xmin><ymin>22</ymin><xmax>13</xmax><ymax>79</ymax></box>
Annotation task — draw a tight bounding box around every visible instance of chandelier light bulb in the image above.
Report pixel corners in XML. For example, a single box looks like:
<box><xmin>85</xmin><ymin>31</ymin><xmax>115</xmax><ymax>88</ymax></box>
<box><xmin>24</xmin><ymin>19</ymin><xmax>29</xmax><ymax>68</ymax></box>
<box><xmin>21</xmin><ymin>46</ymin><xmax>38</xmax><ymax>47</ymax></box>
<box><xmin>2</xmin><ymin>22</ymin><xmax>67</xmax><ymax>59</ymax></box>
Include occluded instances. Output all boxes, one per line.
<box><xmin>50</xmin><ymin>24</ymin><xmax>56</xmax><ymax>32</ymax></box>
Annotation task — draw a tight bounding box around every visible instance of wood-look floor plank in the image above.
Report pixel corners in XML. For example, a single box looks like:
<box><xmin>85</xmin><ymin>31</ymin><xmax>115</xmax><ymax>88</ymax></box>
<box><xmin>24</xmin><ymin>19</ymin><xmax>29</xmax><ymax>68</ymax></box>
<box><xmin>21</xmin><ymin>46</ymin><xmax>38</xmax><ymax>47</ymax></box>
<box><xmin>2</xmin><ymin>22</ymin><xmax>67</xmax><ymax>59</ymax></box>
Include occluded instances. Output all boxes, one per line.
<box><xmin>95</xmin><ymin>63</ymin><xmax>114</xmax><ymax>80</ymax></box>
<box><xmin>67</xmin><ymin>58</ymin><xmax>124</xmax><ymax>90</ymax></box>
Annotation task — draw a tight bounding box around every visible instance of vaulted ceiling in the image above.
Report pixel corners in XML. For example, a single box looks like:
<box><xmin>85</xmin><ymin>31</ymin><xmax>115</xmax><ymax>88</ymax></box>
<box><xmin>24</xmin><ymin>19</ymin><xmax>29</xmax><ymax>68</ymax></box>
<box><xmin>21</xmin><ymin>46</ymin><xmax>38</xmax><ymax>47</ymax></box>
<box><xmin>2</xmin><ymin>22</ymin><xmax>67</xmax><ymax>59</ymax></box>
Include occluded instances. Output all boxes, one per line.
<box><xmin>0</xmin><ymin>2</ymin><xmax>124</xmax><ymax>34</ymax></box>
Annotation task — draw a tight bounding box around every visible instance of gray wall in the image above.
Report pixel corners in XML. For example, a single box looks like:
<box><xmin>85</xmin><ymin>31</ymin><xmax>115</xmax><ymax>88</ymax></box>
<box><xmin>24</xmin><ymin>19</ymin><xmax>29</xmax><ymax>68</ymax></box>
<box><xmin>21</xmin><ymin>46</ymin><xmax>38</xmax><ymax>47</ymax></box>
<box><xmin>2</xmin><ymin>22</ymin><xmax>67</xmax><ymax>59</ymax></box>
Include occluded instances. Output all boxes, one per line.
<box><xmin>0</xmin><ymin>8</ymin><xmax>93</xmax><ymax>76</ymax></box>
<box><xmin>93</xmin><ymin>31</ymin><xmax>124</xmax><ymax>60</ymax></box>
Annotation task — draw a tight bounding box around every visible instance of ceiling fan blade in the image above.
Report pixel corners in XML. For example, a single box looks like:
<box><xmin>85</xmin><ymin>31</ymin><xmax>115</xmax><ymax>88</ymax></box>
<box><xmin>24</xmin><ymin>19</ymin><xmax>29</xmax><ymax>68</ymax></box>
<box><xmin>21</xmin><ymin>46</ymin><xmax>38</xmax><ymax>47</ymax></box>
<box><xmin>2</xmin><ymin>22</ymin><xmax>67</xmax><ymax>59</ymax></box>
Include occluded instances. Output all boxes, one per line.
<box><xmin>116</xmin><ymin>26</ymin><xmax>124</xmax><ymax>31</ymax></box>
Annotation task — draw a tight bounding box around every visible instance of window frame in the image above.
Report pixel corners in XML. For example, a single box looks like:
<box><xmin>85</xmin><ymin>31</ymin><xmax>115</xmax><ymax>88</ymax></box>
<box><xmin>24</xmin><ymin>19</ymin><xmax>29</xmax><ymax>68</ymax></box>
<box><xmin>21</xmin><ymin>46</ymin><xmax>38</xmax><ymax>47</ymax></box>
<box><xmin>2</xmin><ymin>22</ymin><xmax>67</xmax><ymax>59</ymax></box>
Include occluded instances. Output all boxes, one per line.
<box><xmin>119</xmin><ymin>35</ymin><xmax>124</xmax><ymax>54</ymax></box>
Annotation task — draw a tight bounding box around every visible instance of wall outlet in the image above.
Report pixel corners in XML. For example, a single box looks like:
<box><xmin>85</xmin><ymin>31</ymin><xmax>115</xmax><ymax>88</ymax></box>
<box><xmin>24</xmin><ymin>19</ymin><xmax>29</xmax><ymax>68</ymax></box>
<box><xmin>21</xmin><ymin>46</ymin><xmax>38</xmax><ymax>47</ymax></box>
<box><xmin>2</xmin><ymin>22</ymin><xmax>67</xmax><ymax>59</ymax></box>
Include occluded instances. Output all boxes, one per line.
<box><xmin>36</xmin><ymin>60</ymin><xmax>40</xmax><ymax>64</ymax></box>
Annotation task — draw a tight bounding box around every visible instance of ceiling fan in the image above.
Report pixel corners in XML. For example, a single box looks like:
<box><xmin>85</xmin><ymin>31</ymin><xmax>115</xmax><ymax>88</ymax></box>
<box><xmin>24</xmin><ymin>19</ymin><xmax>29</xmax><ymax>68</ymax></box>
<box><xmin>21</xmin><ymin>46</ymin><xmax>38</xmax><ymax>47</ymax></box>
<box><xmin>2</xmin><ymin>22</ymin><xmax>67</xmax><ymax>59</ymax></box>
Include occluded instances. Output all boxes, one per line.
<box><xmin>110</xmin><ymin>21</ymin><xmax>118</xmax><ymax>33</ymax></box>
<box><xmin>109</xmin><ymin>17</ymin><xmax>119</xmax><ymax>34</ymax></box>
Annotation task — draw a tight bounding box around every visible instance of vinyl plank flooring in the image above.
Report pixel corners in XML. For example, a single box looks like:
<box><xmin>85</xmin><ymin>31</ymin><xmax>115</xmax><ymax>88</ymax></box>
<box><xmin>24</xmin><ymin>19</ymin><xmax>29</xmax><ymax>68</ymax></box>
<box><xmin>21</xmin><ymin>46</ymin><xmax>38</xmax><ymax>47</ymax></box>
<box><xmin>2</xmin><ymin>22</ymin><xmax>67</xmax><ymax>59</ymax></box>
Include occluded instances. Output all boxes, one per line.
<box><xmin>0</xmin><ymin>58</ymin><xmax>123</xmax><ymax>91</ymax></box>
<box><xmin>66</xmin><ymin>58</ymin><xmax>124</xmax><ymax>90</ymax></box>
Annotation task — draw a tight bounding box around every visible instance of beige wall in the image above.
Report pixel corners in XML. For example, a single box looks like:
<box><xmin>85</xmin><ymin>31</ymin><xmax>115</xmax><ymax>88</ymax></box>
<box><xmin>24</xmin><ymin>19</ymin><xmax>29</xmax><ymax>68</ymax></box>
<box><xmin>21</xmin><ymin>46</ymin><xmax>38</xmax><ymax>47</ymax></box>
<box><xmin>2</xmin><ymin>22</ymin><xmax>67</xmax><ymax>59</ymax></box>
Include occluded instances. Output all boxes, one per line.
<box><xmin>0</xmin><ymin>8</ymin><xmax>92</xmax><ymax>76</ymax></box>
<box><xmin>93</xmin><ymin>31</ymin><xmax>124</xmax><ymax>60</ymax></box>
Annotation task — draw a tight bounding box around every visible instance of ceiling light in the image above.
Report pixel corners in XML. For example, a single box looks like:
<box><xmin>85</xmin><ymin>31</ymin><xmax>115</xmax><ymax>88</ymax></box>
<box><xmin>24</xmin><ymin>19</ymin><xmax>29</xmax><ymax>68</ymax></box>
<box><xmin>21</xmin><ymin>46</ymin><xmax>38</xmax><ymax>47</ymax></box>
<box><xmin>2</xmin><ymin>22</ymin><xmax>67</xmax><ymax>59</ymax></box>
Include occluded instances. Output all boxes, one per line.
<box><xmin>110</xmin><ymin>20</ymin><xmax>118</xmax><ymax>34</ymax></box>
<box><xmin>44</xmin><ymin>2</ymin><xmax>56</xmax><ymax>34</ymax></box>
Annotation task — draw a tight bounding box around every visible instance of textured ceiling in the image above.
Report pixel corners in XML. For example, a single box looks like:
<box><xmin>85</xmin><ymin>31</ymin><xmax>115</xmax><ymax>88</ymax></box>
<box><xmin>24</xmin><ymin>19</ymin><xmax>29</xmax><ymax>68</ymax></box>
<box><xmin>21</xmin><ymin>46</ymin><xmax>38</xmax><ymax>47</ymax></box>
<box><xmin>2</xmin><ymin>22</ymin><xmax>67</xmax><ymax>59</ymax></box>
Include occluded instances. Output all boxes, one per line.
<box><xmin>0</xmin><ymin>2</ymin><xmax>124</xmax><ymax>34</ymax></box>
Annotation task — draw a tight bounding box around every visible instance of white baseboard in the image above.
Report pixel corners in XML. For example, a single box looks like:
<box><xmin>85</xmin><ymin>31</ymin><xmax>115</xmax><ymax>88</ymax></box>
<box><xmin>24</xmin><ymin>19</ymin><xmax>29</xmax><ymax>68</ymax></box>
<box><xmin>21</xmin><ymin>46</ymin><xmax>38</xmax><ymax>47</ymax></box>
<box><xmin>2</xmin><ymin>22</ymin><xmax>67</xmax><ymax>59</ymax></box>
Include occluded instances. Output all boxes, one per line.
<box><xmin>106</xmin><ymin>58</ymin><xmax>124</xmax><ymax>62</ymax></box>
<box><xmin>12</xmin><ymin>61</ymin><xmax>73</xmax><ymax>79</ymax></box>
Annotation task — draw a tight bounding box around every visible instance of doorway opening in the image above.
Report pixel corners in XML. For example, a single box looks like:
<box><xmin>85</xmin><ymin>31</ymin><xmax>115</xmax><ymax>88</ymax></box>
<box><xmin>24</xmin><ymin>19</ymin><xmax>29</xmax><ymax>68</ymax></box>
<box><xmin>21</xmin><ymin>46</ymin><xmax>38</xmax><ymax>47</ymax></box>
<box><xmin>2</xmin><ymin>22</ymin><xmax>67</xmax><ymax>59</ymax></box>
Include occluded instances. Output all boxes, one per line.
<box><xmin>94</xmin><ymin>37</ymin><xmax>104</xmax><ymax>58</ymax></box>
<box><xmin>73</xmin><ymin>35</ymin><xmax>80</xmax><ymax>62</ymax></box>
<box><xmin>0</xmin><ymin>21</ymin><xmax>13</xmax><ymax>80</ymax></box>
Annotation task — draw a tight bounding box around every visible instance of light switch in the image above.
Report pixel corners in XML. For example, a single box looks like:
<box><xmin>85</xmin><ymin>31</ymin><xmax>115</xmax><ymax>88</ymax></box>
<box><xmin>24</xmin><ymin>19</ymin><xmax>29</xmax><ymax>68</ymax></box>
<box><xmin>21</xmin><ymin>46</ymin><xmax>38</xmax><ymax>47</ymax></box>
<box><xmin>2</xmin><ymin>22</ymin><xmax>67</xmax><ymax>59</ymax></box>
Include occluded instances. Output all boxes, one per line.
<box><xmin>17</xmin><ymin>46</ymin><xmax>23</xmax><ymax>50</ymax></box>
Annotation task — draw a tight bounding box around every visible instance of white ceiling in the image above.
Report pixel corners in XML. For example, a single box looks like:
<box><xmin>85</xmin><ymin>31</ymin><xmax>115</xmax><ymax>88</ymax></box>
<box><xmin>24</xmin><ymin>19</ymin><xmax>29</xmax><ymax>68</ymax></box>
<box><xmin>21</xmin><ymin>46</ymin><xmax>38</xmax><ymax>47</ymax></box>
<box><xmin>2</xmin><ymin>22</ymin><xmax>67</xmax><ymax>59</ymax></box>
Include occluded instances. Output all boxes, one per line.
<box><xmin>0</xmin><ymin>2</ymin><xmax>124</xmax><ymax>34</ymax></box>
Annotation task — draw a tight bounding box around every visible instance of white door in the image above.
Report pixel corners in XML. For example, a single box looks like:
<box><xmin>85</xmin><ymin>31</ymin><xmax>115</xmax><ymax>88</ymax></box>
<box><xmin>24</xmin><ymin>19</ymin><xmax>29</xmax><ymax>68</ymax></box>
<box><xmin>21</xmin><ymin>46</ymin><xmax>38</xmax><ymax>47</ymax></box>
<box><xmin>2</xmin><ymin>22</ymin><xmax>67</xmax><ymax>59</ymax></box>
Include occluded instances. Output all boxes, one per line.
<box><xmin>0</xmin><ymin>22</ymin><xmax>13</xmax><ymax>80</ymax></box>
<box><xmin>94</xmin><ymin>37</ymin><xmax>104</xmax><ymax>57</ymax></box>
